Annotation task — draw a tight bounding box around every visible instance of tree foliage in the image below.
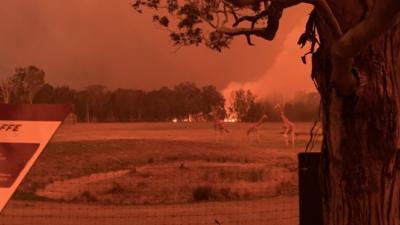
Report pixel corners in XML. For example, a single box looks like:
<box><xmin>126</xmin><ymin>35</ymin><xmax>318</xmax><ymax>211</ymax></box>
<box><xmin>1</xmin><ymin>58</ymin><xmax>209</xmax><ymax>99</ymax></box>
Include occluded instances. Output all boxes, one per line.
<box><xmin>229</xmin><ymin>89</ymin><xmax>319</xmax><ymax>122</ymax></box>
<box><xmin>22</xmin><ymin>71</ymin><xmax>319</xmax><ymax>122</ymax></box>
<box><xmin>229</xmin><ymin>89</ymin><xmax>256</xmax><ymax>121</ymax></box>
<box><xmin>32</xmin><ymin>79</ymin><xmax>226</xmax><ymax>122</ymax></box>
<box><xmin>11</xmin><ymin>66</ymin><xmax>45</xmax><ymax>103</ymax></box>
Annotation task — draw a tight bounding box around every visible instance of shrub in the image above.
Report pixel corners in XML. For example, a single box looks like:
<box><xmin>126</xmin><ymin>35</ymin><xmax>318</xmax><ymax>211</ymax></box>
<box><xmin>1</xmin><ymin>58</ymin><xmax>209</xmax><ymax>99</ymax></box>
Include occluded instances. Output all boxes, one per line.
<box><xmin>80</xmin><ymin>191</ymin><xmax>98</xmax><ymax>202</ymax></box>
<box><xmin>107</xmin><ymin>182</ymin><xmax>125</xmax><ymax>194</ymax></box>
<box><xmin>192</xmin><ymin>185</ymin><xmax>213</xmax><ymax>201</ymax></box>
<box><xmin>244</xmin><ymin>169</ymin><xmax>264</xmax><ymax>182</ymax></box>
<box><xmin>275</xmin><ymin>181</ymin><xmax>298</xmax><ymax>196</ymax></box>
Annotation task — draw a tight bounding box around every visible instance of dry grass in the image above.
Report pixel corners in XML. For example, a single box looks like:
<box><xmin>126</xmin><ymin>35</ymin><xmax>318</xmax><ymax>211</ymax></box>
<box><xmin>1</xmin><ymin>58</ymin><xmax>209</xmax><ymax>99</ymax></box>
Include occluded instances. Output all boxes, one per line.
<box><xmin>0</xmin><ymin>122</ymin><xmax>319</xmax><ymax>225</ymax></box>
<box><xmin>13</xmin><ymin>122</ymin><xmax>319</xmax><ymax>204</ymax></box>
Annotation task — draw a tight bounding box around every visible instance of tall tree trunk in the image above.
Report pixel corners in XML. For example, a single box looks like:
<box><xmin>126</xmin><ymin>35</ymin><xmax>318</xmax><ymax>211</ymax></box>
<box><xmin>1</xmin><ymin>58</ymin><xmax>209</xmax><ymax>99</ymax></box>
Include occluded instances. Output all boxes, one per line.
<box><xmin>86</xmin><ymin>102</ymin><xmax>90</xmax><ymax>123</ymax></box>
<box><xmin>0</xmin><ymin>80</ymin><xmax>11</xmax><ymax>104</ymax></box>
<box><xmin>28</xmin><ymin>92</ymin><xmax>33</xmax><ymax>104</ymax></box>
<box><xmin>313</xmin><ymin>1</ymin><xmax>400</xmax><ymax>224</ymax></box>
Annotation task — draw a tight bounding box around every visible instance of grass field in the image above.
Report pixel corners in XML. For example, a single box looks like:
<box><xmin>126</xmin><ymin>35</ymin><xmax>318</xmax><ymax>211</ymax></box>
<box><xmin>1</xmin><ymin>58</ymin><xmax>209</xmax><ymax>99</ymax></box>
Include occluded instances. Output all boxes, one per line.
<box><xmin>0</xmin><ymin>122</ymin><xmax>321</xmax><ymax>225</ymax></box>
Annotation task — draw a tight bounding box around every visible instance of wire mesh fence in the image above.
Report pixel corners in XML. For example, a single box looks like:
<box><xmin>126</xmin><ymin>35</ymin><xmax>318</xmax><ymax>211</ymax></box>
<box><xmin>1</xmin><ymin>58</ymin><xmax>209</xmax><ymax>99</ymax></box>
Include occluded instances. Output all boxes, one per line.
<box><xmin>0</xmin><ymin>165</ymin><xmax>299</xmax><ymax>225</ymax></box>
<box><xmin>1</xmin><ymin>197</ymin><xmax>298</xmax><ymax>225</ymax></box>
<box><xmin>0</xmin><ymin>122</ymin><xmax>318</xmax><ymax>225</ymax></box>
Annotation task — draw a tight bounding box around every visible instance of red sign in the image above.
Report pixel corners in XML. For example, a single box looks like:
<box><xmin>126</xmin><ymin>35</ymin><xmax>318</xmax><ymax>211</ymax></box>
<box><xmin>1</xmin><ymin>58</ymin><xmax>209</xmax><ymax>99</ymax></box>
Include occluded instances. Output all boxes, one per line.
<box><xmin>0</xmin><ymin>104</ymin><xmax>71</xmax><ymax>212</ymax></box>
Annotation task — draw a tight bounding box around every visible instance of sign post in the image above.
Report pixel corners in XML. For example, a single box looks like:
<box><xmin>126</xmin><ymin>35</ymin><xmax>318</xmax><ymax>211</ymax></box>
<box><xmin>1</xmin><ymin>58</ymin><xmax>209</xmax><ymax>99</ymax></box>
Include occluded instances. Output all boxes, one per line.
<box><xmin>0</xmin><ymin>104</ymin><xmax>71</xmax><ymax>212</ymax></box>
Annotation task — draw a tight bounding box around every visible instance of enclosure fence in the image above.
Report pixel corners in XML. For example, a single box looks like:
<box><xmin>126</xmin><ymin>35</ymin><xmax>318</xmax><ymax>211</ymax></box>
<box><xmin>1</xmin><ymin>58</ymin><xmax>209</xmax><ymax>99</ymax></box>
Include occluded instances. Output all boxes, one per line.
<box><xmin>0</xmin><ymin>164</ymin><xmax>299</xmax><ymax>225</ymax></box>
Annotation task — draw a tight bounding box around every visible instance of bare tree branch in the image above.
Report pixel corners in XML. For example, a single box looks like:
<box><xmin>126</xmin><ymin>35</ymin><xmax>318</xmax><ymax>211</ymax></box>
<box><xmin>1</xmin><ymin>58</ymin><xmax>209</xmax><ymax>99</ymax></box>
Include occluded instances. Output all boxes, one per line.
<box><xmin>216</xmin><ymin>25</ymin><xmax>276</xmax><ymax>46</ymax></box>
<box><xmin>224</xmin><ymin>0</ymin><xmax>263</xmax><ymax>8</ymax></box>
<box><xmin>220</xmin><ymin>0</ymin><xmax>303</xmax><ymax>44</ymax></box>
<box><xmin>221</xmin><ymin>4</ymin><xmax>229</xmax><ymax>26</ymax></box>
<box><xmin>219</xmin><ymin>0</ymin><xmax>361</xmax><ymax>96</ymax></box>
<box><xmin>217</xmin><ymin>27</ymin><xmax>270</xmax><ymax>37</ymax></box>
<box><xmin>232</xmin><ymin>0</ymin><xmax>303</xmax><ymax>29</ymax></box>
<box><xmin>232</xmin><ymin>9</ymin><xmax>269</xmax><ymax>27</ymax></box>
<box><xmin>198</xmin><ymin>15</ymin><xmax>218</xmax><ymax>28</ymax></box>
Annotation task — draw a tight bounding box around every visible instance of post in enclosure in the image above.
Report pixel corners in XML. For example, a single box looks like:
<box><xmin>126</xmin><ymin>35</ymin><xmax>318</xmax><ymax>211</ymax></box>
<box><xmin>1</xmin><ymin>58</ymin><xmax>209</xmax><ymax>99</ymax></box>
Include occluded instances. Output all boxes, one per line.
<box><xmin>298</xmin><ymin>152</ymin><xmax>323</xmax><ymax>225</ymax></box>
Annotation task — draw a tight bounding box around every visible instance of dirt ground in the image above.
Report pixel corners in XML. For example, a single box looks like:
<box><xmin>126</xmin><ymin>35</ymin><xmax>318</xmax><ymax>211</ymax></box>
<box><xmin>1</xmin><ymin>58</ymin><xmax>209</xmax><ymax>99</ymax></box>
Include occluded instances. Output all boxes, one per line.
<box><xmin>0</xmin><ymin>122</ymin><xmax>321</xmax><ymax>225</ymax></box>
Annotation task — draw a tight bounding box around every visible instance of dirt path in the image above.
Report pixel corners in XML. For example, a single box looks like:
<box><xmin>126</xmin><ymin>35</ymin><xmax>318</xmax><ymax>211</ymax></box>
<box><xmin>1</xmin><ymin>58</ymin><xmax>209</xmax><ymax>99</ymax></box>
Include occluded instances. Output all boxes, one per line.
<box><xmin>36</xmin><ymin>170</ymin><xmax>130</xmax><ymax>200</ymax></box>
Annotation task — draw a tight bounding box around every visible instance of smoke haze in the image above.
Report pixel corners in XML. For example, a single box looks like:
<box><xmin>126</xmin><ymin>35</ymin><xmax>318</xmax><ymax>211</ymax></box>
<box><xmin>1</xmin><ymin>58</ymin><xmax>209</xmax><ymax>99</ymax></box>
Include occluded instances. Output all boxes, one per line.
<box><xmin>0</xmin><ymin>0</ymin><xmax>314</xmax><ymax>97</ymax></box>
<box><xmin>222</xmin><ymin>18</ymin><xmax>315</xmax><ymax>102</ymax></box>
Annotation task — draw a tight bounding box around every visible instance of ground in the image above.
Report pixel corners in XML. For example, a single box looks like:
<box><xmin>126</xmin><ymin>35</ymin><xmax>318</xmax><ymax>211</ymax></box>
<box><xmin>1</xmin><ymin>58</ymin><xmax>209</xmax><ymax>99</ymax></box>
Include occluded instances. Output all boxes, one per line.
<box><xmin>0</xmin><ymin>122</ymin><xmax>321</xmax><ymax>225</ymax></box>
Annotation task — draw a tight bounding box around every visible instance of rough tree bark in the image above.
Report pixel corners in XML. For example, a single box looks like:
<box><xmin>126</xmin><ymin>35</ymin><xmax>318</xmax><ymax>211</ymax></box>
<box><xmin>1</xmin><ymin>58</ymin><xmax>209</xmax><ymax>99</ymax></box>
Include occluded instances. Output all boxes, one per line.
<box><xmin>312</xmin><ymin>1</ymin><xmax>400</xmax><ymax>224</ymax></box>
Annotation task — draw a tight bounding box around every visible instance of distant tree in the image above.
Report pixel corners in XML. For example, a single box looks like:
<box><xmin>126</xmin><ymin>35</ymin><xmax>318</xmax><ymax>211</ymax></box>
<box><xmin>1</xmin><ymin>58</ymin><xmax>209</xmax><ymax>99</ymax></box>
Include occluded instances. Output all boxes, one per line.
<box><xmin>109</xmin><ymin>88</ymin><xmax>138</xmax><ymax>121</ymax></box>
<box><xmin>284</xmin><ymin>91</ymin><xmax>320</xmax><ymax>121</ymax></box>
<box><xmin>257</xmin><ymin>99</ymin><xmax>280</xmax><ymax>121</ymax></box>
<box><xmin>85</xmin><ymin>85</ymin><xmax>109</xmax><ymax>122</ymax></box>
<box><xmin>101</xmin><ymin>91</ymin><xmax>114</xmax><ymax>121</ymax></box>
<box><xmin>229</xmin><ymin>89</ymin><xmax>256</xmax><ymax>121</ymax></box>
<box><xmin>75</xmin><ymin>85</ymin><xmax>145</xmax><ymax>122</ymax></box>
<box><xmin>144</xmin><ymin>87</ymin><xmax>174</xmax><ymax>121</ymax></box>
<box><xmin>173</xmin><ymin>82</ymin><xmax>202</xmax><ymax>118</ymax></box>
<box><xmin>11</xmin><ymin>66</ymin><xmax>45</xmax><ymax>103</ymax></box>
<box><xmin>244</xmin><ymin>102</ymin><xmax>264</xmax><ymax>122</ymax></box>
<box><xmin>200</xmin><ymin>85</ymin><xmax>225</xmax><ymax>115</ymax></box>
<box><xmin>30</xmin><ymin>81</ymin><xmax>228</xmax><ymax>122</ymax></box>
<box><xmin>33</xmin><ymin>83</ymin><xmax>55</xmax><ymax>103</ymax></box>
<box><xmin>0</xmin><ymin>77</ymin><xmax>12</xmax><ymax>104</ymax></box>
<box><xmin>53</xmin><ymin>86</ymin><xmax>76</xmax><ymax>104</ymax></box>
<box><xmin>75</xmin><ymin>90</ymin><xmax>90</xmax><ymax>122</ymax></box>
<box><xmin>130</xmin><ymin>90</ymin><xmax>146</xmax><ymax>121</ymax></box>
<box><xmin>73</xmin><ymin>85</ymin><xmax>109</xmax><ymax>122</ymax></box>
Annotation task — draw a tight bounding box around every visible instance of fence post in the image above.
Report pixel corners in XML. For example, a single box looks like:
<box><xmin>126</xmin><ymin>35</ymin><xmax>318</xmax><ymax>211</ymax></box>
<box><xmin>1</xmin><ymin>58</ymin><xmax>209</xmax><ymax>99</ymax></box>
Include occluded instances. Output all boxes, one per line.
<box><xmin>298</xmin><ymin>152</ymin><xmax>323</xmax><ymax>225</ymax></box>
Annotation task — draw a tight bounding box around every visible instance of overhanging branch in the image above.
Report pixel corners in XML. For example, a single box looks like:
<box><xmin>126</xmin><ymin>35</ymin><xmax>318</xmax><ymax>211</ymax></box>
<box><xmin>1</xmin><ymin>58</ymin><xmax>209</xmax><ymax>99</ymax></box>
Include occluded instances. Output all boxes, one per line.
<box><xmin>333</xmin><ymin>0</ymin><xmax>400</xmax><ymax>59</ymax></box>
<box><xmin>232</xmin><ymin>9</ymin><xmax>269</xmax><ymax>28</ymax></box>
<box><xmin>216</xmin><ymin>27</ymin><xmax>275</xmax><ymax>45</ymax></box>
<box><xmin>218</xmin><ymin>0</ymin><xmax>400</xmax><ymax>96</ymax></box>
<box><xmin>218</xmin><ymin>0</ymin><xmax>341</xmax><ymax>46</ymax></box>
<box><xmin>330</xmin><ymin>0</ymin><xmax>400</xmax><ymax>95</ymax></box>
<box><xmin>224</xmin><ymin>0</ymin><xmax>263</xmax><ymax>8</ymax></box>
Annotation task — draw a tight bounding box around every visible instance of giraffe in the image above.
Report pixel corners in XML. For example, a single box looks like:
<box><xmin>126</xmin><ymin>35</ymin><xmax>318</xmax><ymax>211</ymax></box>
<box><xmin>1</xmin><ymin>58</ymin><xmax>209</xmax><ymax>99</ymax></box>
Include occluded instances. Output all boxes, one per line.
<box><xmin>210</xmin><ymin>107</ymin><xmax>229</xmax><ymax>137</ymax></box>
<box><xmin>246</xmin><ymin>114</ymin><xmax>269</xmax><ymax>141</ymax></box>
<box><xmin>274</xmin><ymin>104</ymin><xmax>295</xmax><ymax>148</ymax></box>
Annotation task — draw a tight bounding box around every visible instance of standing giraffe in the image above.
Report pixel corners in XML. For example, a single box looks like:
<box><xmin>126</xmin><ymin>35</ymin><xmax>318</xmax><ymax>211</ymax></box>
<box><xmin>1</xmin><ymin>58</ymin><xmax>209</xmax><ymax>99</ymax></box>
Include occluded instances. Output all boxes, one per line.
<box><xmin>210</xmin><ymin>107</ymin><xmax>229</xmax><ymax>136</ymax></box>
<box><xmin>246</xmin><ymin>114</ymin><xmax>269</xmax><ymax>140</ymax></box>
<box><xmin>274</xmin><ymin>104</ymin><xmax>295</xmax><ymax>148</ymax></box>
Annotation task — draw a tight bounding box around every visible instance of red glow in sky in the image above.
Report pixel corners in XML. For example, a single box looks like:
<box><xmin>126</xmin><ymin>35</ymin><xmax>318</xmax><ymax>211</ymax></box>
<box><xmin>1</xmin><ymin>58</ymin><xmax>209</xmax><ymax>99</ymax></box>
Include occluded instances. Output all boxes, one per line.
<box><xmin>0</xmin><ymin>0</ymin><xmax>315</xmax><ymax>97</ymax></box>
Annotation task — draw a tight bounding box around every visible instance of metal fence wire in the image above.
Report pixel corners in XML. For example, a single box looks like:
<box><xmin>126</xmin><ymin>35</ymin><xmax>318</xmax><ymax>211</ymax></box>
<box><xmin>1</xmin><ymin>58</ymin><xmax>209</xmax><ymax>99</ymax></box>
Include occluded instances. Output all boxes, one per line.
<box><xmin>0</xmin><ymin>122</ymin><xmax>319</xmax><ymax>225</ymax></box>
<box><xmin>0</xmin><ymin>164</ymin><xmax>299</xmax><ymax>225</ymax></box>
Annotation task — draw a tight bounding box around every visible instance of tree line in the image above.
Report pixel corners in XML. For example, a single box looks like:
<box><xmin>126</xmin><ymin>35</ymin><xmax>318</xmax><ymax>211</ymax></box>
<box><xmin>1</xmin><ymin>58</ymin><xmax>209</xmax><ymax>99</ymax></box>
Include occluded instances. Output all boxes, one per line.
<box><xmin>229</xmin><ymin>89</ymin><xmax>320</xmax><ymax>122</ymax></box>
<box><xmin>34</xmin><ymin>82</ymin><xmax>226</xmax><ymax>122</ymax></box>
<box><xmin>1</xmin><ymin>66</ymin><xmax>319</xmax><ymax>122</ymax></box>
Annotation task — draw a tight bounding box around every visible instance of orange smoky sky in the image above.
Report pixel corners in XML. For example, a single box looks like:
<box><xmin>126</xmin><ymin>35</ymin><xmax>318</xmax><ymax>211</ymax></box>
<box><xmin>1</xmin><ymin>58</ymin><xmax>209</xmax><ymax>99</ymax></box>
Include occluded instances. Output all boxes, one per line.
<box><xmin>0</xmin><ymin>0</ymin><xmax>315</xmax><ymax>98</ymax></box>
